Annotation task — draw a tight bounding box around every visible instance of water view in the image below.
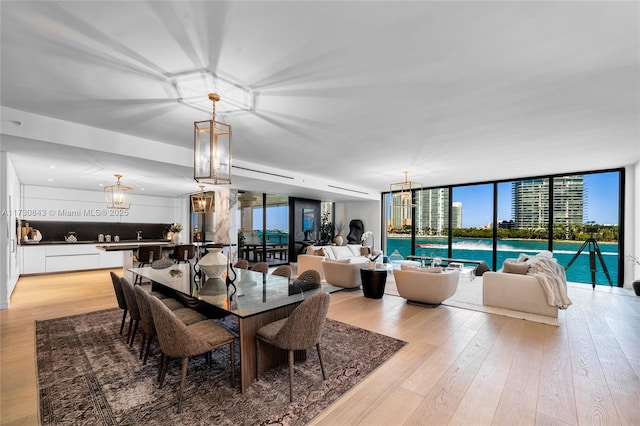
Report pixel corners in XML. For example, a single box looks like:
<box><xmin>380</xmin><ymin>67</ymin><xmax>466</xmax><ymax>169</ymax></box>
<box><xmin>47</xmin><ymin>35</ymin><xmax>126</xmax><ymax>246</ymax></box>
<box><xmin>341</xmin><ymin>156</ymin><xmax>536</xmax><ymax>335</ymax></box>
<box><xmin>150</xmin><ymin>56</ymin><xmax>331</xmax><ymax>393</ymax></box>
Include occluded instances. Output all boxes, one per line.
<box><xmin>386</xmin><ymin>236</ymin><xmax>619</xmax><ymax>287</ymax></box>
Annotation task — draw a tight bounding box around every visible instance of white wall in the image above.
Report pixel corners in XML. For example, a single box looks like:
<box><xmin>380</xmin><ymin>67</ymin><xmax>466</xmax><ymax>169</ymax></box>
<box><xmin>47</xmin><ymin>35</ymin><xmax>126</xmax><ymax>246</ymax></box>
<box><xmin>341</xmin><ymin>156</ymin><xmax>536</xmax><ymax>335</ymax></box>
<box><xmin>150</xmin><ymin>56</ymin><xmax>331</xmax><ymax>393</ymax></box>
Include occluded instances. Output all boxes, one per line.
<box><xmin>335</xmin><ymin>200</ymin><xmax>382</xmax><ymax>251</ymax></box>
<box><xmin>21</xmin><ymin>185</ymin><xmax>181</xmax><ymax>224</ymax></box>
<box><xmin>625</xmin><ymin>162</ymin><xmax>639</xmax><ymax>289</ymax></box>
<box><xmin>1</xmin><ymin>153</ymin><xmax>22</xmax><ymax>309</ymax></box>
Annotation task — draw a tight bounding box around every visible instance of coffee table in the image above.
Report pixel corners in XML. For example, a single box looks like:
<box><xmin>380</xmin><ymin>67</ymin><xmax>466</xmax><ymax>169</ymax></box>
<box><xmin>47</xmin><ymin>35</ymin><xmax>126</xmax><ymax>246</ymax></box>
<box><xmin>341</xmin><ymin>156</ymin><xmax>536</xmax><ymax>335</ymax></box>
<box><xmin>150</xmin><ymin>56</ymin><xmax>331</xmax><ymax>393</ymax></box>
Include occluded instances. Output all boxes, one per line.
<box><xmin>360</xmin><ymin>267</ymin><xmax>388</xmax><ymax>299</ymax></box>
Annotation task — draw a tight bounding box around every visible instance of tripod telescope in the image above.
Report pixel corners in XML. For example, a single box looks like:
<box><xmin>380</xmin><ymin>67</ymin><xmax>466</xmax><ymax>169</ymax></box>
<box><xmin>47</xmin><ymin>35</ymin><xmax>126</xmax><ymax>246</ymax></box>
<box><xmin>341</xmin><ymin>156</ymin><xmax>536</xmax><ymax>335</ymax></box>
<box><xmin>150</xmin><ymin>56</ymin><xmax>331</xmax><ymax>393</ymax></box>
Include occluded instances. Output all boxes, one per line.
<box><xmin>564</xmin><ymin>227</ymin><xmax>613</xmax><ymax>289</ymax></box>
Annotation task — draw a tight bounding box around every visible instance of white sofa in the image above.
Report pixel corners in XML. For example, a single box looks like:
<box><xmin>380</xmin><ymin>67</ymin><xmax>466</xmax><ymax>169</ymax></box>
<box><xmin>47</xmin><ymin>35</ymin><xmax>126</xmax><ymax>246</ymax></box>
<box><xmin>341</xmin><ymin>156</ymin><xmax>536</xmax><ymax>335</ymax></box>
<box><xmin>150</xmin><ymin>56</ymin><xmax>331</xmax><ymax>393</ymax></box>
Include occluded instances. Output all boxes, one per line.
<box><xmin>297</xmin><ymin>244</ymin><xmax>382</xmax><ymax>280</ymax></box>
<box><xmin>483</xmin><ymin>272</ymin><xmax>559</xmax><ymax>317</ymax></box>
<box><xmin>321</xmin><ymin>259</ymin><xmax>363</xmax><ymax>289</ymax></box>
<box><xmin>482</xmin><ymin>253</ymin><xmax>560</xmax><ymax>318</ymax></box>
<box><xmin>394</xmin><ymin>268</ymin><xmax>460</xmax><ymax>306</ymax></box>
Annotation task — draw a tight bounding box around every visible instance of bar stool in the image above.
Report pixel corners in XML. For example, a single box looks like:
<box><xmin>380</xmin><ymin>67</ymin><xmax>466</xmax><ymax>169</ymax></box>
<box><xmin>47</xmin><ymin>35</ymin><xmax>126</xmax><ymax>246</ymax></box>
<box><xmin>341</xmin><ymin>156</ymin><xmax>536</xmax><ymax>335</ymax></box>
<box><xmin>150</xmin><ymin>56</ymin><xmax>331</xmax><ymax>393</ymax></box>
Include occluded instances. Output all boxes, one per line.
<box><xmin>134</xmin><ymin>245</ymin><xmax>163</xmax><ymax>284</ymax></box>
<box><xmin>173</xmin><ymin>244</ymin><xmax>196</xmax><ymax>264</ymax></box>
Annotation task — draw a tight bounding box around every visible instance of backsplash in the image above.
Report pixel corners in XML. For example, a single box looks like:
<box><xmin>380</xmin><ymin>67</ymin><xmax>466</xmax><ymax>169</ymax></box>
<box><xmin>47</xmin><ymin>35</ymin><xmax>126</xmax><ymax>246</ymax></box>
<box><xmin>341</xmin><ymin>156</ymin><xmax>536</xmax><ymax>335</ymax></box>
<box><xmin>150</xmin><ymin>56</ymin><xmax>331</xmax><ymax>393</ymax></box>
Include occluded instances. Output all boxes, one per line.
<box><xmin>20</xmin><ymin>220</ymin><xmax>173</xmax><ymax>243</ymax></box>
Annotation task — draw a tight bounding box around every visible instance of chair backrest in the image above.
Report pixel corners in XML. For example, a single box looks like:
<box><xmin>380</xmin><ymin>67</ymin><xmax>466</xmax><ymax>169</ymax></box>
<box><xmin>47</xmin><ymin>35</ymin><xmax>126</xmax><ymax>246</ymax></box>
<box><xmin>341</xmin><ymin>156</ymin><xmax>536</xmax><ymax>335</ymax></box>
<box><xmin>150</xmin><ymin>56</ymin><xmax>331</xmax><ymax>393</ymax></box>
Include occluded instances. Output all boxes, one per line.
<box><xmin>296</xmin><ymin>269</ymin><xmax>321</xmax><ymax>284</ymax></box>
<box><xmin>147</xmin><ymin>295</ymin><xmax>212</xmax><ymax>358</ymax></box>
<box><xmin>109</xmin><ymin>272</ymin><xmax>127</xmax><ymax>309</ymax></box>
<box><xmin>346</xmin><ymin>219</ymin><xmax>364</xmax><ymax>244</ymax></box>
<box><xmin>120</xmin><ymin>277</ymin><xmax>141</xmax><ymax>321</ymax></box>
<box><xmin>272</xmin><ymin>292</ymin><xmax>330</xmax><ymax>350</ymax></box>
<box><xmin>250</xmin><ymin>262</ymin><xmax>269</xmax><ymax>274</ymax></box>
<box><xmin>271</xmin><ymin>265</ymin><xmax>292</xmax><ymax>278</ymax></box>
<box><xmin>233</xmin><ymin>259</ymin><xmax>249</xmax><ymax>270</ymax></box>
<box><xmin>138</xmin><ymin>245</ymin><xmax>163</xmax><ymax>264</ymax></box>
<box><xmin>174</xmin><ymin>244</ymin><xmax>195</xmax><ymax>261</ymax></box>
<box><xmin>133</xmin><ymin>285</ymin><xmax>156</xmax><ymax>337</ymax></box>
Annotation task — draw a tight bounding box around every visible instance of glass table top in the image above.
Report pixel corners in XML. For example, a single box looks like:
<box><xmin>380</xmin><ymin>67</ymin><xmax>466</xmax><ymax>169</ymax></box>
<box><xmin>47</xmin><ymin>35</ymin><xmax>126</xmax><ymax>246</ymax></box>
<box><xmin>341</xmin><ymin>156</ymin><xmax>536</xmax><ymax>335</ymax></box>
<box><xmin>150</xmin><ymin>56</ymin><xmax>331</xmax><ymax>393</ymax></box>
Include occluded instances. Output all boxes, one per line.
<box><xmin>128</xmin><ymin>263</ymin><xmax>341</xmax><ymax>318</ymax></box>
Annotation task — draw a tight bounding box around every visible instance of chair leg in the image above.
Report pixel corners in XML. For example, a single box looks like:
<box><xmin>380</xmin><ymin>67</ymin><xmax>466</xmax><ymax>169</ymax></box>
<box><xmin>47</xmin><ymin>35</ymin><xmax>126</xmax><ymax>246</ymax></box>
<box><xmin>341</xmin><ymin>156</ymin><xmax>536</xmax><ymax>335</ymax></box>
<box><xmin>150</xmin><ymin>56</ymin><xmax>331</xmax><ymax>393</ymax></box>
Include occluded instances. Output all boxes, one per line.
<box><xmin>159</xmin><ymin>354</ymin><xmax>169</xmax><ymax>387</ymax></box>
<box><xmin>139</xmin><ymin>333</ymin><xmax>147</xmax><ymax>359</ymax></box>
<box><xmin>129</xmin><ymin>320</ymin><xmax>139</xmax><ymax>346</ymax></box>
<box><xmin>126</xmin><ymin>318</ymin><xmax>134</xmax><ymax>341</ymax></box>
<box><xmin>288</xmin><ymin>350</ymin><xmax>294</xmax><ymax>403</ymax></box>
<box><xmin>316</xmin><ymin>343</ymin><xmax>326</xmax><ymax>380</ymax></box>
<box><xmin>177</xmin><ymin>357</ymin><xmax>189</xmax><ymax>414</ymax></box>
<box><xmin>143</xmin><ymin>335</ymin><xmax>153</xmax><ymax>365</ymax></box>
<box><xmin>229</xmin><ymin>341</ymin><xmax>235</xmax><ymax>388</ymax></box>
<box><xmin>119</xmin><ymin>309</ymin><xmax>128</xmax><ymax>335</ymax></box>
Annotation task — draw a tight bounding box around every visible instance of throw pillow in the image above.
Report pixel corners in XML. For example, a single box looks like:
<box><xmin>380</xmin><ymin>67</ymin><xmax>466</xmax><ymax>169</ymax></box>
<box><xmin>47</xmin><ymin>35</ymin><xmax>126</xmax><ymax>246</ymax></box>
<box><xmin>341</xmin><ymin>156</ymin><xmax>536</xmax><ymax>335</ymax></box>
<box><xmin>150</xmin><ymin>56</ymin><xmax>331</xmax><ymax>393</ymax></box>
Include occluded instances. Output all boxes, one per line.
<box><xmin>517</xmin><ymin>253</ymin><xmax>530</xmax><ymax>262</ymax></box>
<box><xmin>347</xmin><ymin>244</ymin><xmax>362</xmax><ymax>257</ymax></box>
<box><xmin>361</xmin><ymin>246</ymin><xmax>371</xmax><ymax>256</ymax></box>
<box><xmin>503</xmin><ymin>261</ymin><xmax>529</xmax><ymax>274</ymax></box>
<box><xmin>331</xmin><ymin>245</ymin><xmax>353</xmax><ymax>259</ymax></box>
<box><xmin>313</xmin><ymin>248</ymin><xmax>325</xmax><ymax>257</ymax></box>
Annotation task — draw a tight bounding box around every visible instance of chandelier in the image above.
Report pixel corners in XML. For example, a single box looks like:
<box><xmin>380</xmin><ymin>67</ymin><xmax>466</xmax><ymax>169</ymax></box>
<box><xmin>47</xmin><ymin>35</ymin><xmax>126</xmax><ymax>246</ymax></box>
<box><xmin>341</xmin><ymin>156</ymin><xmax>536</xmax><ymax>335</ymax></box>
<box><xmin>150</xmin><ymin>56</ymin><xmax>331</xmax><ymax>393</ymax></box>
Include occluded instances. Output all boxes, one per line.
<box><xmin>389</xmin><ymin>171</ymin><xmax>421</xmax><ymax>228</ymax></box>
<box><xmin>104</xmin><ymin>174</ymin><xmax>132</xmax><ymax>209</ymax></box>
<box><xmin>194</xmin><ymin>93</ymin><xmax>232</xmax><ymax>185</ymax></box>
<box><xmin>191</xmin><ymin>185</ymin><xmax>214</xmax><ymax>213</ymax></box>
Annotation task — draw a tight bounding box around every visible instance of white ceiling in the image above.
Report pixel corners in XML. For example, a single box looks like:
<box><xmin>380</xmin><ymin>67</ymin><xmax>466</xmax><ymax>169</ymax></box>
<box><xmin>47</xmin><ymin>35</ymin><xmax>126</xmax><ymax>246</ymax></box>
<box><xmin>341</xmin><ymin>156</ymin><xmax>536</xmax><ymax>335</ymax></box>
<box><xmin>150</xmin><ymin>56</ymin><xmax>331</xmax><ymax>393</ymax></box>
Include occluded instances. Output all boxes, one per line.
<box><xmin>1</xmin><ymin>1</ymin><xmax>638</xmax><ymax>201</ymax></box>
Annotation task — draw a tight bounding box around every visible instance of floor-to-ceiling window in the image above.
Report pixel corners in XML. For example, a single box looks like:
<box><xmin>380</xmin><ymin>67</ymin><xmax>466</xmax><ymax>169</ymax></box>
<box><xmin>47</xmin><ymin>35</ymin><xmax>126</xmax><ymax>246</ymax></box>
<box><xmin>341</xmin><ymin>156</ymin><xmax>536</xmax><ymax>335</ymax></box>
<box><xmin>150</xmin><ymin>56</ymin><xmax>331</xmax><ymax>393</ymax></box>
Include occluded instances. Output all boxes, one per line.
<box><xmin>383</xmin><ymin>168</ymin><xmax>624</xmax><ymax>287</ymax></box>
<box><xmin>451</xmin><ymin>184</ymin><xmax>495</xmax><ymax>269</ymax></box>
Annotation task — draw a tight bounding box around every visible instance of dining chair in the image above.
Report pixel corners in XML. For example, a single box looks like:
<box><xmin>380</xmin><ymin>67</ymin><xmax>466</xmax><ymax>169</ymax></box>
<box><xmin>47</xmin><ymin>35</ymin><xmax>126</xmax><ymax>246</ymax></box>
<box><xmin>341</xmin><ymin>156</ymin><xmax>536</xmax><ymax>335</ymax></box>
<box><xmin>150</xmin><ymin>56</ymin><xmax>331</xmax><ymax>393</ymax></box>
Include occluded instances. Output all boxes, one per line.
<box><xmin>134</xmin><ymin>285</ymin><xmax>208</xmax><ymax>366</ymax></box>
<box><xmin>233</xmin><ymin>259</ymin><xmax>249</xmax><ymax>270</ymax></box>
<box><xmin>148</xmin><ymin>296</ymin><xmax>236</xmax><ymax>413</ymax></box>
<box><xmin>173</xmin><ymin>244</ymin><xmax>196</xmax><ymax>264</ymax></box>
<box><xmin>255</xmin><ymin>291</ymin><xmax>330</xmax><ymax>402</ymax></box>
<box><xmin>120</xmin><ymin>276</ymin><xmax>142</xmax><ymax>346</ymax></box>
<box><xmin>271</xmin><ymin>265</ymin><xmax>292</xmax><ymax>279</ymax></box>
<box><xmin>295</xmin><ymin>269</ymin><xmax>321</xmax><ymax>284</ymax></box>
<box><xmin>250</xmin><ymin>262</ymin><xmax>269</xmax><ymax>274</ymax></box>
<box><xmin>109</xmin><ymin>272</ymin><xmax>128</xmax><ymax>335</ymax></box>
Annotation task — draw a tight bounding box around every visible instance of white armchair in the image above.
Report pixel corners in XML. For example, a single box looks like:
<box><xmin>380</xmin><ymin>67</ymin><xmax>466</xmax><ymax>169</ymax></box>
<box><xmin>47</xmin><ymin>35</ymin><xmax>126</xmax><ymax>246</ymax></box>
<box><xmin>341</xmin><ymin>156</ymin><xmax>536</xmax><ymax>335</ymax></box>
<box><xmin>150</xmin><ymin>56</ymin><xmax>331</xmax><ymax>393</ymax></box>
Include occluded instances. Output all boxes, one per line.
<box><xmin>321</xmin><ymin>260</ymin><xmax>362</xmax><ymax>290</ymax></box>
<box><xmin>394</xmin><ymin>268</ymin><xmax>460</xmax><ymax>306</ymax></box>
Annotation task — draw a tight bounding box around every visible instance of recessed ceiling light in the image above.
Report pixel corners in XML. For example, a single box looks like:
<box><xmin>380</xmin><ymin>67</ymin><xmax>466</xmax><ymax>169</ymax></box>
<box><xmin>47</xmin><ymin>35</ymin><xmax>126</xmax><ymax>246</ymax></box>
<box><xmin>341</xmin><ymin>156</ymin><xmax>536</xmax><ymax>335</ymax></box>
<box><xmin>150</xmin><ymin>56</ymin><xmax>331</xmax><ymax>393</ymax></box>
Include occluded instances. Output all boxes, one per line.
<box><xmin>99</xmin><ymin>183</ymin><xmax>103</xmax><ymax>187</ymax></box>
<box><xmin>140</xmin><ymin>188</ymin><xmax>145</xmax><ymax>191</ymax></box>
<box><xmin>49</xmin><ymin>165</ymin><xmax>56</xmax><ymax>169</ymax></box>
<box><xmin>47</xmin><ymin>178</ymin><xmax>53</xmax><ymax>182</ymax></box>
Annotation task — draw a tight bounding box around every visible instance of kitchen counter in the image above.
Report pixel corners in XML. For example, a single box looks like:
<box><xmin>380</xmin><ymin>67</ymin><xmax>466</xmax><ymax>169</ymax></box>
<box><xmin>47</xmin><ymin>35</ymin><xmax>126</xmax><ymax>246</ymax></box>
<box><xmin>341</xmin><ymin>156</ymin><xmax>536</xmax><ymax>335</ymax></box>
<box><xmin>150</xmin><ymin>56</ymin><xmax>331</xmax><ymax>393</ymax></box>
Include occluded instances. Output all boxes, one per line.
<box><xmin>21</xmin><ymin>239</ymin><xmax>170</xmax><ymax>246</ymax></box>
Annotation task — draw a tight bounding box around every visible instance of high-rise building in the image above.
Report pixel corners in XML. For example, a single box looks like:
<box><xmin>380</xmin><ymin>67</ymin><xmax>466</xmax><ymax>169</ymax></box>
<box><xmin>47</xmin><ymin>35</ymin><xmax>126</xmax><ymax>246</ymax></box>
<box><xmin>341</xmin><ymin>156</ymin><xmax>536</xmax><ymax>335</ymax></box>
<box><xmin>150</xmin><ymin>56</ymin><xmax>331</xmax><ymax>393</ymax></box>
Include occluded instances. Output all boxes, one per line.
<box><xmin>415</xmin><ymin>188</ymin><xmax>449</xmax><ymax>235</ymax></box>
<box><xmin>512</xmin><ymin>176</ymin><xmax>585</xmax><ymax>229</ymax></box>
<box><xmin>451</xmin><ymin>202</ymin><xmax>462</xmax><ymax>228</ymax></box>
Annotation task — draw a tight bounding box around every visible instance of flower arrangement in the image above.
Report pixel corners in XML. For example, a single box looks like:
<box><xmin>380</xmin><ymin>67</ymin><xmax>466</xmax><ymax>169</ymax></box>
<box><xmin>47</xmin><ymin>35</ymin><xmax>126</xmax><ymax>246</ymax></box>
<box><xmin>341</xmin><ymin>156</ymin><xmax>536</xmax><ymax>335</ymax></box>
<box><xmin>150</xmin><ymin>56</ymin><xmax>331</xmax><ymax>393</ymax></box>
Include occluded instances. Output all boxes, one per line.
<box><xmin>169</xmin><ymin>223</ymin><xmax>183</xmax><ymax>233</ymax></box>
<box><xmin>361</xmin><ymin>231</ymin><xmax>373</xmax><ymax>244</ymax></box>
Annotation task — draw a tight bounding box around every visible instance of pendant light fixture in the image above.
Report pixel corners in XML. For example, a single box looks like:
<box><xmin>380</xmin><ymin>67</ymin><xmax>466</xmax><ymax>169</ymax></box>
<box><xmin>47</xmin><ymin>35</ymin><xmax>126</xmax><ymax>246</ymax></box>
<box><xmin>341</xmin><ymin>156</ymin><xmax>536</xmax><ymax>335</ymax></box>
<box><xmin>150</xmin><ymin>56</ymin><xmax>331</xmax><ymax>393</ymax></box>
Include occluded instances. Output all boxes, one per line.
<box><xmin>191</xmin><ymin>185</ymin><xmax>214</xmax><ymax>213</ymax></box>
<box><xmin>104</xmin><ymin>174</ymin><xmax>133</xmax><ymax>209</ymax></box>
<box><xmin>194</xmin><ymin>93</ymin><xmax>232</xmax><ymax>185</ymax></box>
<box><xmin>389</xmin><ymin>171</ymin><xmax>421</xmax><ymax>228</ymax></box>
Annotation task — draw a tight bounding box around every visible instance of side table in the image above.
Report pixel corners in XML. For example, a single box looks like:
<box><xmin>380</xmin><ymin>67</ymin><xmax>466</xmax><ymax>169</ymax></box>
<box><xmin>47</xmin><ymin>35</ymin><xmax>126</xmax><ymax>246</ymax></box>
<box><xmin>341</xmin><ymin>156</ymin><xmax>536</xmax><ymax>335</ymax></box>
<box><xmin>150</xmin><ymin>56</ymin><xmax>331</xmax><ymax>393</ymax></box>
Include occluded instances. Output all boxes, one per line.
<box><xmin>360</xmin><ymin>267</ymin><xmax>388</xmax><ymax>299</ymax></box>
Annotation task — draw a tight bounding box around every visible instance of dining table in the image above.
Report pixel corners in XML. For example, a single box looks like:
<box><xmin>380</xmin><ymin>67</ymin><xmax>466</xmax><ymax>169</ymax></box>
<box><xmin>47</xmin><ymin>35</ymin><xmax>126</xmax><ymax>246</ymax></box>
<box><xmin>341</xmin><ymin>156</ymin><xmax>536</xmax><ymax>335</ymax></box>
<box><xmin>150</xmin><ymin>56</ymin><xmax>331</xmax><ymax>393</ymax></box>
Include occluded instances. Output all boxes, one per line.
<box><xmin>128</xmin><ymin>263</ymin><xmax>341</xmax><ymax>392</ymax></box>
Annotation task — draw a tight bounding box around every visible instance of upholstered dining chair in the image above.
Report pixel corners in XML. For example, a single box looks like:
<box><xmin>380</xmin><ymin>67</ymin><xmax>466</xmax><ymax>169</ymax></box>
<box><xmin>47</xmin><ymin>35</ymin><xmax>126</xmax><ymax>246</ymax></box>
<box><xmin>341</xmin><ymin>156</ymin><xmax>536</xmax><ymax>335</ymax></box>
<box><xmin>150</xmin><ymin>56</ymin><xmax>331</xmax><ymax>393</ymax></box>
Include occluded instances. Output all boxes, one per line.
<box><xmin>295</xmin><ymin>269</ymin><xmax>321</xmax><ymax>285</ymax></box>
<box><xmin>173</xmin><ymin>244</ymin><xmax>196</xmax><ymax>264</ymax></box>
<box><xmin>271</xmin><ymin>265</ymin><xmax>292</xmax><ymax>279</ymax></box>
<box><xmin>120</xmin><ymin>276</ymin><xmax>142</xmax><ymax>346</ymax></box>
<box><xmin>233</xmin><ymin>259</ymin><xmax>249</xmax><ymax>270</ymax></box>
<box><xmin>134</xmin><ymin>285</ymin><xmax>208</xmax><ymax>365</ymax></box>
<box><xmin>148</xmin><ymin>296</ymin><xmax>236</xmax><ymax>413</ymax></box>
<box><xmin>250</xmin><ymin>262</ymin><xmax>269</xmax><ymax>274</ymax></box>
<box><xmin>109</xmin><ymin>272</ymin><xmax>128</xmax><ymax>335</ymax></box>
<box><xmin>256</xmin><ymin>291</ymin><xmax>331</xmax><ymax>402</ymax></box>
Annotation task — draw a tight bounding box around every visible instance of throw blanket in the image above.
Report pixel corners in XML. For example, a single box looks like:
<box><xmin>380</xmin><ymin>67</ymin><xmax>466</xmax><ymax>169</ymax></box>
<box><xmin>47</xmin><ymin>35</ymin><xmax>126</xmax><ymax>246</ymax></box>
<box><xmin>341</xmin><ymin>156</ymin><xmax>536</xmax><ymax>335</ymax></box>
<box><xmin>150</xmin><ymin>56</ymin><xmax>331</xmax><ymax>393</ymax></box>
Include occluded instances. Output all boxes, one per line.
<box><xmin>526</xmin><ymin>256</ymin><xmax>572</xmax><ymax>309</ymax></box>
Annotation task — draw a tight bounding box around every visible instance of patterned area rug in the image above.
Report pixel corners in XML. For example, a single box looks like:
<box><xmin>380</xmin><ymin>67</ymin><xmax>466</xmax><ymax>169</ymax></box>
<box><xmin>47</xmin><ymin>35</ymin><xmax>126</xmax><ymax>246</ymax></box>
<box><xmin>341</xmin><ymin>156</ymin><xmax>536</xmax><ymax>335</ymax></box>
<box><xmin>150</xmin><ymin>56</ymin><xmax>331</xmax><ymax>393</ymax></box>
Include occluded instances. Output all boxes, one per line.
<box><xmin>36</xmin><ymin>309</ymin><xmax>405</xmax><ymax>425</ymax></box>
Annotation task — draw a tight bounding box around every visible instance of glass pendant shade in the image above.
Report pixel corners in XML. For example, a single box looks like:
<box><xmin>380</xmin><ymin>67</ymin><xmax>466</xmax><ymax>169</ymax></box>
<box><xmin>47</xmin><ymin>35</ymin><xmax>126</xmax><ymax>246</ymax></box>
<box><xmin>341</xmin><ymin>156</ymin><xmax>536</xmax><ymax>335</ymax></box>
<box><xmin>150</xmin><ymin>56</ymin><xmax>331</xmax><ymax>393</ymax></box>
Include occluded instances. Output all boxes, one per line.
<box><xmin>194</xmin><ymin>93</ymin><xmax>232</xmax><ymax>185</ymax></box>
<box><xmin>104</xmin><ymin>174</ymin><xmax>132</xmax><ymax>209</ymax></box>
<box><xmin>191</xmin><ymin>185</ymin><xmax>214</xmax><ymax>213</ymax></box>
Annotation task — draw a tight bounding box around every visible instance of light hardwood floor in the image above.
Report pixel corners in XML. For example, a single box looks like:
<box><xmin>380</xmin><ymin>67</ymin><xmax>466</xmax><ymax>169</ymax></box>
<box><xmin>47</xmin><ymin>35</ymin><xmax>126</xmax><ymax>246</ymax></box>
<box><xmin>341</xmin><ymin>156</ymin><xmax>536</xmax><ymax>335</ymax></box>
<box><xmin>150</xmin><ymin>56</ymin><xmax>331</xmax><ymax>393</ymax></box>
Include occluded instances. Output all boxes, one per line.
<box><xmin>1</xmin><ymin>269</ymin><xmax>639</xmax><ymax>425</ymax></box>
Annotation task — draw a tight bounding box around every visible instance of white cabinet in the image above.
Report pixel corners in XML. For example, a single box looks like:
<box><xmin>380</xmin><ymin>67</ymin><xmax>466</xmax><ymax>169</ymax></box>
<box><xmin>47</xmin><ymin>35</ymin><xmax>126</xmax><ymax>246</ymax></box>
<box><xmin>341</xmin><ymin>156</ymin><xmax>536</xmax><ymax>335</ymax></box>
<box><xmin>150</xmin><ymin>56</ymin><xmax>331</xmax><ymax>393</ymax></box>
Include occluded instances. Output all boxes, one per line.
<box><xmin>21</xmin><ymin>246</ymin><xmax>46</xmax><ymax>274</ymax></box>
<box><xmin>21</xmin><ymin>244</ymin><xmax>121</xmax><ymax>274</ymax></box>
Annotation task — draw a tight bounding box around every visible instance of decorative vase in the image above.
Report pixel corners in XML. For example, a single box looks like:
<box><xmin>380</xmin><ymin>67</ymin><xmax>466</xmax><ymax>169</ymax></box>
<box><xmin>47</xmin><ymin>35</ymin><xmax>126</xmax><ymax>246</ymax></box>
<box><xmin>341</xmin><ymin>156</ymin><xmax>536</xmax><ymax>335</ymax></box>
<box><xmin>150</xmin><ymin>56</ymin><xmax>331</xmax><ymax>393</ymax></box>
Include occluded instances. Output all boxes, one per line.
<box><xmin>633</xmin><ymin>280</ymin><xmax>640</xmax><ymax>296</ymax></box>
<box><xmin>368</xmin><ymin>261</ymin><xmax>376</xmax><ymax>270</ymax></box>
<box><xmin>198</xmin><ymin>248</ymin><xmax>227</xmax><ymax>279</ymax></box>
<box><xmin>171</xmin><ymin>232</ymin><xmax>180</xmax><ymax>244</ymax></box>
<box><xmin>334</xmin><ymin>235</ymin><xmax>343</xmax><ymax>246</ymax></box>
